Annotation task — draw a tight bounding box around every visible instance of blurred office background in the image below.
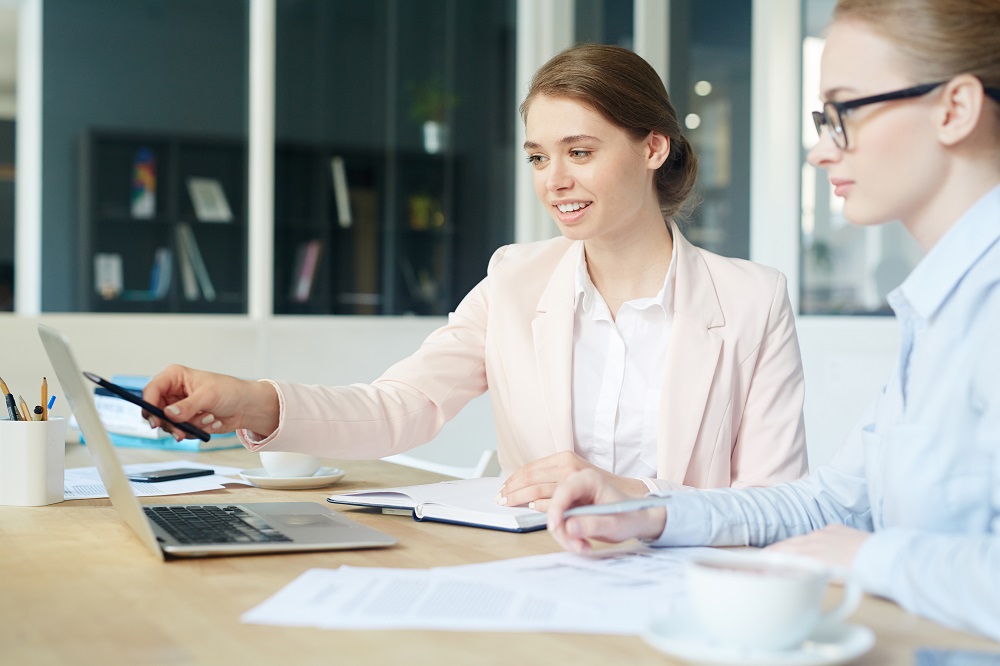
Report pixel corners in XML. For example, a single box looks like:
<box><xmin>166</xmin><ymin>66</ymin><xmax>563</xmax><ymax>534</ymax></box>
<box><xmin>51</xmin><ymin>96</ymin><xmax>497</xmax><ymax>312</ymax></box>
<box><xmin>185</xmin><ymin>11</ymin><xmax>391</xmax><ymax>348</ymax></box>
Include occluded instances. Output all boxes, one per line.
<box><xmin>1</xmin><ymin>0</ymin><xmax>900</xmax><ymax>472</ymax></box>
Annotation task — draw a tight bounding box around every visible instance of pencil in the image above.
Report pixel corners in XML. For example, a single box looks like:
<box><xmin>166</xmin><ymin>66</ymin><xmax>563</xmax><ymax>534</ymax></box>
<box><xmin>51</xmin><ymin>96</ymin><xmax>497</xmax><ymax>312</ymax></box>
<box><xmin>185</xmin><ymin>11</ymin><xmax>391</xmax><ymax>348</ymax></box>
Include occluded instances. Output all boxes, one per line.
<box><xmin>41</xmin><ymin>377</ymin><xmax>48</xmax><ymax>421</ymax></box>
<box><xmin>0</xmin><ymin>376</ymin><xmax>10</xmax><ymax>398</ymax></box>
<box><xmin>18</xmin><ymin>395</ymin><xmax>30</xmax><ymax>422</ymax></box>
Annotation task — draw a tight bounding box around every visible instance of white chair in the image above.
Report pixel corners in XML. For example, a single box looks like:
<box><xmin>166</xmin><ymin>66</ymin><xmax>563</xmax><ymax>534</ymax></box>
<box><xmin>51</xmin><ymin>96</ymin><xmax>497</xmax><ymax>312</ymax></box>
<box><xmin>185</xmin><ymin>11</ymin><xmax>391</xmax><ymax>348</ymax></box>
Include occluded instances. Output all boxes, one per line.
<box><xmin>382</xmin><ymin>392</ymin><xmax>500</xmax><ymax>479</ymax></box>
<box><xmin>384</xmin><ymin>448</ymin><xmax>500</xmax><ymax>480</ymax></box>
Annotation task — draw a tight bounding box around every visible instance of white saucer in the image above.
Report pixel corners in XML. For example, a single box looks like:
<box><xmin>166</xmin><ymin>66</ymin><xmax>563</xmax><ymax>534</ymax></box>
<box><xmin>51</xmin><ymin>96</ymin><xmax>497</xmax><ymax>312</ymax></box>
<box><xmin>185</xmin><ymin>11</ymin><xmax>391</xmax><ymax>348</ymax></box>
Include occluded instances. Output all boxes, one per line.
<box><xmin>239</xmin><ymin>467</ymin><xmax>346</xmax><ymax>490</ymax></box>
<box><xmin>642</xmin><ymin>613</ymin><xmax>875</xmax><ymax>666</ymax></box>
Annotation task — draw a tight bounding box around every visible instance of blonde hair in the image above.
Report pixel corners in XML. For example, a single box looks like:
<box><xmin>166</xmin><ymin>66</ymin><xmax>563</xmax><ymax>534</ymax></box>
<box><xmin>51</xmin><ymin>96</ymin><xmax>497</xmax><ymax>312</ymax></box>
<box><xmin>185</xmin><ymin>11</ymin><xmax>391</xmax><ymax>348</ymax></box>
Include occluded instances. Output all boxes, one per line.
<box><xmin>520</xmin><ymin>44</ymin><xmax>699</xmax><ymax>220</ymax></box>
<box><xmin>834</xmin><ymin>0</ymin><xmax>1000</xmax><ymax>121</ymax></box>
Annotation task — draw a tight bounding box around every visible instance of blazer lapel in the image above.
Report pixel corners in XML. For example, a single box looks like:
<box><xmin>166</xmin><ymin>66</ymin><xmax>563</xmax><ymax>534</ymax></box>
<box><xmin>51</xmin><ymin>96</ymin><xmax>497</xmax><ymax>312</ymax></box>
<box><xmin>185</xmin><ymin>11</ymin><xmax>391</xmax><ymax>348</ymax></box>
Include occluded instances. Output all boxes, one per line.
<box><xmin>659</xmin><ymin>228</ymin><xmax>725</xmax><ymax>484</ymax></box>
<box><xmin>531</xmin><ymin>243</ymin><xmax>579</xmax><ymax>453</ymax></box>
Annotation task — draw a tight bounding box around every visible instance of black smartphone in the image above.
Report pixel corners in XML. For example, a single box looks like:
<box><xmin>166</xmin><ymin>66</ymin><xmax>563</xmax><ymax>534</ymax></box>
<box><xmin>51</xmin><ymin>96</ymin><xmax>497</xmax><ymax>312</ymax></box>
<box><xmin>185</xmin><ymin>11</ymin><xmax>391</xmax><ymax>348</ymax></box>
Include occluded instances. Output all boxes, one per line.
<box><xmin>127</xmin><ymin>467</ymin><xmax>214</xmax><ymax>483</ymax></box>
<box><xmin>82</xmin><ymin>371</ymin><xmax>211</xmax><ymax>442</ymax></box>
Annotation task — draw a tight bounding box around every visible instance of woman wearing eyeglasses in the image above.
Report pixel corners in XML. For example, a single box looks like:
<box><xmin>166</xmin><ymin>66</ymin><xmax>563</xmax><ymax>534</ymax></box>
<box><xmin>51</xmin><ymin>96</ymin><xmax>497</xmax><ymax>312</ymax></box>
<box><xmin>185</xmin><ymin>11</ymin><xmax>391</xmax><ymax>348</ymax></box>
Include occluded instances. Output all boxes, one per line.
<box><xmin>548</xmin><ymin>0</ymin><xmax>1000</xmax><ymax>640</ymax></box>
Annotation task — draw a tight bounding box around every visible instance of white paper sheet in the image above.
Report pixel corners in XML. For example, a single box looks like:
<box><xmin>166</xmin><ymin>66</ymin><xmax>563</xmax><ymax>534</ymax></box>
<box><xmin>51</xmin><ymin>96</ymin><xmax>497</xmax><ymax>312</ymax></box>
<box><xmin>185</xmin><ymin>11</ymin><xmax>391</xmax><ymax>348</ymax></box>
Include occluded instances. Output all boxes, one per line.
<box><xmin>63</xmin><ymin>460</ymin><xmax>251</xmax><ymax>499</ymax></box>
<box><xmin>242</xmin><ymin>546</ymin><xmax>725</xmax><ymax>634</ymax></box>
<box><xmin>243</xmin><ymin>566</ymin><xmax>598</xmax><ymax>632</ymax></box>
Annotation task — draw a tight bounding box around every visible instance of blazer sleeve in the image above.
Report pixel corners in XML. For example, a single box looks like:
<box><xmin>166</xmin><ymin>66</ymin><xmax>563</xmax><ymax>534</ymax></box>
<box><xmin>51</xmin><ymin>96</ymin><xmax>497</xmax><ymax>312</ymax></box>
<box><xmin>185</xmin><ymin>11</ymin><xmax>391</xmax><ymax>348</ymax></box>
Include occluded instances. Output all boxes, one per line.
<box><xmin>729</xmin><ymin>272</ymin><xmax>809</xmax><ymax>487</ymax></box>
<box><xmin>238</xmin><ymin>248</ymin><xmax>507</xmax><ymax>458</ymax></box>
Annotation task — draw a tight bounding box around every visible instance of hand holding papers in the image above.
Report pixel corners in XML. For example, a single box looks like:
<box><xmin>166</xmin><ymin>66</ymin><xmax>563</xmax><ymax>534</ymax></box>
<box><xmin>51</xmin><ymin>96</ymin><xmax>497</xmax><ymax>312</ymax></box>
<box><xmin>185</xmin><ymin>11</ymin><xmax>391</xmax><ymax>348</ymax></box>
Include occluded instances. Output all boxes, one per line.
<box><xmin>327</xmin><ymin>477</ymin><xmax>546</xmax><ymax>532</ymax></box>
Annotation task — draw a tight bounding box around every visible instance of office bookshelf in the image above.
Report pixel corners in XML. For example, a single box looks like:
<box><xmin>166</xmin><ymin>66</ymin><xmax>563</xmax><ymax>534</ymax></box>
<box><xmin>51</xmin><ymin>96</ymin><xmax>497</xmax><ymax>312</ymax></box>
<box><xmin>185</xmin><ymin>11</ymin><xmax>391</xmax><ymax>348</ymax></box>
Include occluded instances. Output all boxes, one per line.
<box><xmin>273</xmin><ymin>143</ymin><xmax>456</xmax><ymax>316</ymax></box>
<box><xmin>78</xmin><ymin>129</ymin><xmax>248</xmax><ymax>314</ymax></box>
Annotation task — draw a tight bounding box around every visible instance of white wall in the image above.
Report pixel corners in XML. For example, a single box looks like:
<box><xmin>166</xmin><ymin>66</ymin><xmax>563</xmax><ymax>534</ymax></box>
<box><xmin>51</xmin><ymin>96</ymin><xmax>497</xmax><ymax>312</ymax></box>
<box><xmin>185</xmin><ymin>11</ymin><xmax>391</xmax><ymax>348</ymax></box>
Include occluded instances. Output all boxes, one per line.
<box><xmin>796</xmin><ymin>316</ymin><xmax>897</xmax><ymax>467</ymax></box>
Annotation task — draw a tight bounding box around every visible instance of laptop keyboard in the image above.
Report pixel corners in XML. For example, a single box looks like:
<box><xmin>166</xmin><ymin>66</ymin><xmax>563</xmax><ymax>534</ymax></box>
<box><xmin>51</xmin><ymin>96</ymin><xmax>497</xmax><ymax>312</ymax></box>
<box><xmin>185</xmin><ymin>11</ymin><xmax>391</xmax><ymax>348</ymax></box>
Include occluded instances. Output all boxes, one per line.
<box><xmin>144</xmin><ymin>505</ymin><xmax>293</xmax><ymax>545</ymax></box>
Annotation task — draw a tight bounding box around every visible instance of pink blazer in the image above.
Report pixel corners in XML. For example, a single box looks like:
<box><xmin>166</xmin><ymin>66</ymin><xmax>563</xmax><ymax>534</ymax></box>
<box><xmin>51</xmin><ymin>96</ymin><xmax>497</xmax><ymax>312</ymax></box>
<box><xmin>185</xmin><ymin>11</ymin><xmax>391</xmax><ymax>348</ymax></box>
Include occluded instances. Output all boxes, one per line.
<box><xmin>244</xmin><ymin>227</ymin><xmax>808</xmax><ymax>491</ymax></box>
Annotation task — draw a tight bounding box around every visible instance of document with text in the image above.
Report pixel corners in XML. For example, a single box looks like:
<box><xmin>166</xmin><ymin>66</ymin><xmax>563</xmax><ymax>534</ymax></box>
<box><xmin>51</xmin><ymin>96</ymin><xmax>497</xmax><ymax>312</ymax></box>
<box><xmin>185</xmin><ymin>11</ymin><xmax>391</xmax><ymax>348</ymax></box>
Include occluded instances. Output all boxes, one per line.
<box><xmin>242</xmin><ymin>546</ymin><xmax>724</xmax><ymax>634</ymax></box>
<box><xmin>63</xmin><ymin>460</ymin><xmax>250</xmax><ymax>500</ymax></box>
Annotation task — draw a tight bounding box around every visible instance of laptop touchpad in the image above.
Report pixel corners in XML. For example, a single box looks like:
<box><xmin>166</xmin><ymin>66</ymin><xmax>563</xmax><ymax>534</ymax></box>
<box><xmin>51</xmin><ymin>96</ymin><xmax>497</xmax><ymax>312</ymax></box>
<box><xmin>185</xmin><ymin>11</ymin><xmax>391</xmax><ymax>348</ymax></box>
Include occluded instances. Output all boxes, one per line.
<box><xmin>274</xmin><ymin>513</ymin><xmax>337</xmax><ymax>526</ymax></box>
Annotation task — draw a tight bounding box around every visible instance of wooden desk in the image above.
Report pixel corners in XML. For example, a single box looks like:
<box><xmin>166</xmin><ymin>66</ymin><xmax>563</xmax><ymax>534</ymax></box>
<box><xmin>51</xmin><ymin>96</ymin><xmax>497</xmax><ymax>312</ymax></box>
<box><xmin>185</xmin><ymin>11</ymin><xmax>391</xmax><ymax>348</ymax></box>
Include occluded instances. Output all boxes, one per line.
<box><xmin>1</xmin><ymin>444</ymin><xmax>997</xmax><ymax>665</ymax></box>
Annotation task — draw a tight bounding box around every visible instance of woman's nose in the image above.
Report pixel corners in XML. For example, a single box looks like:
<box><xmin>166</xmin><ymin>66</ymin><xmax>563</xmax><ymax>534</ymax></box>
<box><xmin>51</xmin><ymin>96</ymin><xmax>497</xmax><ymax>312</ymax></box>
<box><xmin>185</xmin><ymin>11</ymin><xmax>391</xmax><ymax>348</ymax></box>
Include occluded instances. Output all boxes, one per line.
<box><xmin>546</xmin><ymin>161</ymin><xmax>572</xmax><ymax>191</ymax></box>
<box><xmin>807</xmin><ymin>129</ymin><xmax>841</xmax><ymax>168</ymax></box>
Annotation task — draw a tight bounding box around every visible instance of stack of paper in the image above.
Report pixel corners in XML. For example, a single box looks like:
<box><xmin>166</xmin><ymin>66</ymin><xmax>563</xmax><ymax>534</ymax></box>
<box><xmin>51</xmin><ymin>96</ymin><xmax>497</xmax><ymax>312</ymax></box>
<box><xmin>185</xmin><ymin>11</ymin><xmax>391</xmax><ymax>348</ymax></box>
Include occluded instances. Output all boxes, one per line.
<box><xmin>242</xmin><ymin>546</ymin><xmax>718</xmax><ymax>634</ymax></box>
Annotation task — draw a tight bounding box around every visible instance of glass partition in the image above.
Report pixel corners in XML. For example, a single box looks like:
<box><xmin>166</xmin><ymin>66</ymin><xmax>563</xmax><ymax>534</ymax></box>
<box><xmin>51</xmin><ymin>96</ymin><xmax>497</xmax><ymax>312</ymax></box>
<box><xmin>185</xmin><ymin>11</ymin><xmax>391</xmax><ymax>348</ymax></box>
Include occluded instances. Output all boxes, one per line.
<box><xmin>574</xmin><ymin>0</ymin><xmax>633</xmax><ymax>48</ymax></box>
<box><xmin>573</xmin><ymin>1</ymin><xmax>752</xmax><ymax>261</ymax></box>
<box><xmin>44</xmin><ymin>0</ymin><xmax>249</xmax><ymax>312</ymax></box>
<box><xmin>0</xmin><ymin>5</ymin><xmax>15</xmax><ymax>312</ymax></box>
<box><xmin>273</xmin><ymin>0</ymin><xmax>516</xmax><ymax>315</ymax></box>
<box><xmin>668</xmin><ymin>0</ymin><xmax>752</xmax><ymax>260</ymax></box>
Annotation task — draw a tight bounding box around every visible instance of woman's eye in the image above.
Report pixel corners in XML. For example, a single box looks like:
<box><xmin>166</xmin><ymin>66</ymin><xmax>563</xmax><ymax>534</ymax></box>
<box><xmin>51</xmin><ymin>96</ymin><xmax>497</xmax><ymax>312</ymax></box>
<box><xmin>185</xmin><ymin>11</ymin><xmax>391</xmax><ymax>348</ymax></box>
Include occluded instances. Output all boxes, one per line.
<box><xmin>526</xmin><ymin>154</ymin><xmax>547</xmax><ymax>166</ymax></box>
<box><xmin>569</xmin><ymin>150</ymin><xmax>591</xmax><ymax>159</ymax></box>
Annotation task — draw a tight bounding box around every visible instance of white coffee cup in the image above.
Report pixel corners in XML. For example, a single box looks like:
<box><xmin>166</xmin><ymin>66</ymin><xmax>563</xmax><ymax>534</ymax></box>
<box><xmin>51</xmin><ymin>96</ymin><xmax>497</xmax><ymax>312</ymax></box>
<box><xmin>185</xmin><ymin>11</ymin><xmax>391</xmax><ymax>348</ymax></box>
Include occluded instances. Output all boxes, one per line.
<box><xmin>686</xmin><ymin>551</ymin><xmax>862</xmax><ymax>652</ymax></box>
<box><xmin>258</xmin><ymin>451</ymin><xmax>321</xmax><ymax>478</ymax></box>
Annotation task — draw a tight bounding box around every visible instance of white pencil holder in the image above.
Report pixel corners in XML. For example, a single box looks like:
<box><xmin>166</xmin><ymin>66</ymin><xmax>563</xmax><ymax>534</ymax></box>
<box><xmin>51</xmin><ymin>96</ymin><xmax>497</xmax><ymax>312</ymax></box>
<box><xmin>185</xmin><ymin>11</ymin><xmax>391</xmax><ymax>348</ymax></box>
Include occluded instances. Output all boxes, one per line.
<box><xmin>0</xmin><ymin>417</ymin><xmax>66</xmax><ymax>506</ymax></box>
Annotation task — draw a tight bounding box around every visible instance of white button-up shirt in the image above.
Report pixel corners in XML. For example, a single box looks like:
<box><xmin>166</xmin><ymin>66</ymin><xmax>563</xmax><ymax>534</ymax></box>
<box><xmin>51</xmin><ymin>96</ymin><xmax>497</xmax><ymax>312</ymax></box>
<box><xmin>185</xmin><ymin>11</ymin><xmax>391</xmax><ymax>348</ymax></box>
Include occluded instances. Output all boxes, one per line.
<box><xmin>571</xmin><ymin>241</ymin><xmax>676</xmax><ymax>480</ymax></box>
<box><xmin>652</xmin><ymin>184</ymin><xmax>1000</xmax><ymax>641</ymax></box>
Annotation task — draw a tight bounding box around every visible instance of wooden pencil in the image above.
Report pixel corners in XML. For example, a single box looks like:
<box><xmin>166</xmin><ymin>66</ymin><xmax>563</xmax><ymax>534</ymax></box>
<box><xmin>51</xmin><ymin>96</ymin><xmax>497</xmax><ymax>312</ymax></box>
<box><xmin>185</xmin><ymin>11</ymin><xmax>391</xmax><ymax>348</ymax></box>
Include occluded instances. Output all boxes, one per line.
<box><xmin>18</xmin><ymin>395</ymin><xmax>31</xmax><ymax>422</ymax></box>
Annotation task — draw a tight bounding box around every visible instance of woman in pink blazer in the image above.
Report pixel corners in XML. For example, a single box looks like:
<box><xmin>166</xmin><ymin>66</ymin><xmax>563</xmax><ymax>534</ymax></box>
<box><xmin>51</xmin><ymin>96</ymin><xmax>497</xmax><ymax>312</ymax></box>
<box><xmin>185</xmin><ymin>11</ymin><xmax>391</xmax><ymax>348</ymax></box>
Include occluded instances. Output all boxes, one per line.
<box><xmin>144</xmin><ymin>45</ymin><xmax>808</xmax><ymax>509</ymax></box>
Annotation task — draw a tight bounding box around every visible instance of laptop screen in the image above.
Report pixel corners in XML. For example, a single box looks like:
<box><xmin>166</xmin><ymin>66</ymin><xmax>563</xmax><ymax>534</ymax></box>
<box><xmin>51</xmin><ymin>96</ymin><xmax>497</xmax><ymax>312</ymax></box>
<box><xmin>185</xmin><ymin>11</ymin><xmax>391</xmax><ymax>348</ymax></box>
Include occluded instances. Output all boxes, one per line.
<box><xmin>38</xmin><ymin>324</ymin><xmax>166</xmax><ymax>559</ymax></box>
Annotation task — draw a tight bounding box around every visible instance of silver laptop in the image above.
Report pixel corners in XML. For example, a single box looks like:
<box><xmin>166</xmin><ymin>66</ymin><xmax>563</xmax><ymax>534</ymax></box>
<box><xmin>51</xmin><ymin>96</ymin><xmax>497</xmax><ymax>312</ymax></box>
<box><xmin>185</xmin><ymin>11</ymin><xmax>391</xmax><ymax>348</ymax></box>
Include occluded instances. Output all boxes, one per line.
<box><xmin>38</xmin><ymin>323</ymin><xmax>398</xmax><ymax>559</ymax></box>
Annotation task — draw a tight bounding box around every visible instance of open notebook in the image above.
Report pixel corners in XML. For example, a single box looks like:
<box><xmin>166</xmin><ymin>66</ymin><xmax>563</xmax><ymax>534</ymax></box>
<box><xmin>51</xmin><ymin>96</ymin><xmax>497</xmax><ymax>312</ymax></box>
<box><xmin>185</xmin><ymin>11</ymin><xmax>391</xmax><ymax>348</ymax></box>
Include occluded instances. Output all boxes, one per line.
<box><xmin>328</xmin><ymin>477</ymin><xmax>547</xmax><ymax>533</ymax></box>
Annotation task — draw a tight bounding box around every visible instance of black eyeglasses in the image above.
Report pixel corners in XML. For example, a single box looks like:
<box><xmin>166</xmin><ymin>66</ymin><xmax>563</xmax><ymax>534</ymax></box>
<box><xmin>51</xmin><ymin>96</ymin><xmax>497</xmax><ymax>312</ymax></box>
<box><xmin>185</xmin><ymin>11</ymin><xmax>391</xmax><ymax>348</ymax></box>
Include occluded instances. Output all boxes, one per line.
<box><xmin>812</xmin><ymin>81</ymin><xmax>1000</xmax><ymax>150</ymax></box>
<box><xmin>811</xmin><ymin>82</ymin><xmax>944</xmax><ymax>150</ymax></box>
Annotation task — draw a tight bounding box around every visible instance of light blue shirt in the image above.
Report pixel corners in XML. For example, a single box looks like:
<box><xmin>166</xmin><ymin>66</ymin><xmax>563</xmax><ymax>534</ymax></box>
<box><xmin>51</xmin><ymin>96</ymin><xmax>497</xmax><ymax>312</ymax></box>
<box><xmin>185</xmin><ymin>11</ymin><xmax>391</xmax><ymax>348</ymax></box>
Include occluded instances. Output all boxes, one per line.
<box><xmin>653</xmin><ymin>184</ymin><xmax>1000</xmax><ymax>641</ymax></box>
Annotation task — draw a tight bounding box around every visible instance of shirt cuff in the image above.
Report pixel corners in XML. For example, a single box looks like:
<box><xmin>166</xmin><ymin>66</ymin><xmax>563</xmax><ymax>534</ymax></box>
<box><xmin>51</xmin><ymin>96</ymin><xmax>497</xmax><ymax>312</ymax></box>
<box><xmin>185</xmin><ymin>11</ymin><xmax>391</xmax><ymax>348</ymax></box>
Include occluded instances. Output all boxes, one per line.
<box><xmin>641</xmin><ymin>476</ymin><xmax>691</xmax><ymax>493</ymax></box>
<box><xmin>638</xmin><ymin>477</ymin><xmax>661</xmax><ymax>494</ymax></box>
<box><xmin>649</xmin><ymin>493</ymin><xmax>714</xmax><ymax>547</ymax></box>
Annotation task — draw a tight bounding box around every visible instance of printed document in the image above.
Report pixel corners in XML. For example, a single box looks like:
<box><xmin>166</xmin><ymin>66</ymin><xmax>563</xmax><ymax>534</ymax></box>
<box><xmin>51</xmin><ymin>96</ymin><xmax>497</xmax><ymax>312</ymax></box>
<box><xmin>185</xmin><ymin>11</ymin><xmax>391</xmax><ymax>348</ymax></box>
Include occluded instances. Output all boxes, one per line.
<box><xmin>64</xmin><ymin>460</ymin><xmax>250</xmax><ymax>499</ymax></box>
<box><xmin>242</xmin><ymin>546</ymin><xmax>724</xmax><ymax>634</ymax></box>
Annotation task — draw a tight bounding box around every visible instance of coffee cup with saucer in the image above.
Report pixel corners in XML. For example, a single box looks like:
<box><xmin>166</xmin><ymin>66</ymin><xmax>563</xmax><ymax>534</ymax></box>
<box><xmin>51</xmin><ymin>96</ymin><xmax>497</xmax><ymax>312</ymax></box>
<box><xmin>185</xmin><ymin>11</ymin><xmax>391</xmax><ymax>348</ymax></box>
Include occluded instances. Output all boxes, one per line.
<box><xmin>642</xmin><ymin>551</ymin><xmax>874</xmax><ymax>665</ymax></box>
<box><xmin>240</xmin><ymin>451</ymin><xmax>346</xmax><ymax>490</ymax></box>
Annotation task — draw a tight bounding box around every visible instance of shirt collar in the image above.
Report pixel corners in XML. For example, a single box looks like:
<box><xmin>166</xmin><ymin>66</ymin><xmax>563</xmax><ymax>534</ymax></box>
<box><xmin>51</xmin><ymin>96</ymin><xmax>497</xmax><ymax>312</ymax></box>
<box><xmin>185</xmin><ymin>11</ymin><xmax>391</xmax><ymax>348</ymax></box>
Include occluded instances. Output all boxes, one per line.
<box><xmin>891</xmin><ymin>183</ymin><xmax>1000</xmax><ymax>321</ymax></box>
<box><xmin>573</xmin><ymin>238</ymin><xmax>677</xmax><ymax>315</ymax></box>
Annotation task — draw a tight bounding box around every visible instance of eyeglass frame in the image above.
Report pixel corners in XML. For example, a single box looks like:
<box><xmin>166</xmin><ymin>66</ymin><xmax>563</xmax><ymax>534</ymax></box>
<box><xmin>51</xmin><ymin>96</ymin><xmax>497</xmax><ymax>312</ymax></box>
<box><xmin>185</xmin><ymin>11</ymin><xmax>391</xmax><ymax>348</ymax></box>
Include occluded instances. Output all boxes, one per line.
<box><xmin>812</xmin><ymin>80</ymin><xmax>1000</xmax><ymax>150</ymax></box>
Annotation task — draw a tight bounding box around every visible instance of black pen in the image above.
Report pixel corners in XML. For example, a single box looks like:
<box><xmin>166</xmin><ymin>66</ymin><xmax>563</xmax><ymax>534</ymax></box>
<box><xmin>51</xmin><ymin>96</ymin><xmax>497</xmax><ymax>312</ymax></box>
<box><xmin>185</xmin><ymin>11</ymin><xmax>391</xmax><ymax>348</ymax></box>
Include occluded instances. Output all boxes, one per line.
<box><xmin>82</xmin><ymin>371</ymin><xmax>211</xmax><ymax>442</ymax></box>
<box><xmin>0</xmin><ymin>376</ymin><xmax>20</xmax><ymax>420</ymax></box>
